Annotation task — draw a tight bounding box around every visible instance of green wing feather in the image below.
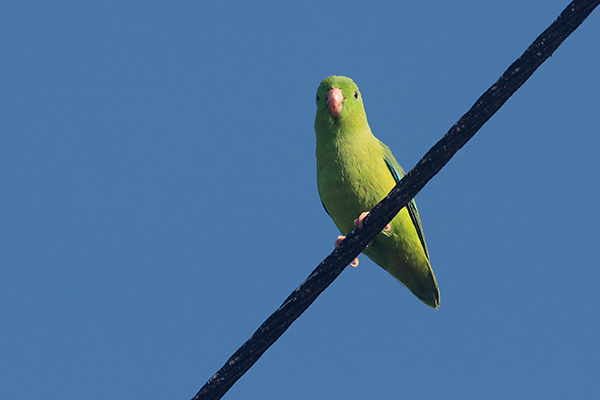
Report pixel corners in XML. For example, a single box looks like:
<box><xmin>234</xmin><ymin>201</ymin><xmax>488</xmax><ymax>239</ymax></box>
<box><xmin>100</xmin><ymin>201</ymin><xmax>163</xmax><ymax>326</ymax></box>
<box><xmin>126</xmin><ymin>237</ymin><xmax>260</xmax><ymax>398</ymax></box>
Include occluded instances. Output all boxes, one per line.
<box><xmin>380</xmin><ymin>141</ymin><xmax>430</xmax><ymax>260</ymax></box>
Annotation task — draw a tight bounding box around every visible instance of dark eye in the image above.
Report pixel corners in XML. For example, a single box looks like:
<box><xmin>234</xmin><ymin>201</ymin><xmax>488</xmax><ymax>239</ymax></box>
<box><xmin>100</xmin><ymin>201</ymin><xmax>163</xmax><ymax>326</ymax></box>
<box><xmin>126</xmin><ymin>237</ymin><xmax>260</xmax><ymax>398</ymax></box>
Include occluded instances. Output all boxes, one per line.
<box><xmin>353</xmin><ymin>91</ymin><xmax>358</xmax><ymax>99</ymax></box>
<box><xmin>316</xmin><ymin>92</ymin><xmax>320</xmax><ymax>103</ymax></box>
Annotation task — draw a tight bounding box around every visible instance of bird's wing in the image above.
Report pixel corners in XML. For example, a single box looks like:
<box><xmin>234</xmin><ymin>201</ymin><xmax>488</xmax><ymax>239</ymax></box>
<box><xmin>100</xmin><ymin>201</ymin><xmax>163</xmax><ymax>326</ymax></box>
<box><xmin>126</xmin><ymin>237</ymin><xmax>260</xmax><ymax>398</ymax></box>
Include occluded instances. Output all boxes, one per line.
<box><xmin>380</xmin><ymin>141</ymin><xmax>430</xmax><ymax>260</ymax></box>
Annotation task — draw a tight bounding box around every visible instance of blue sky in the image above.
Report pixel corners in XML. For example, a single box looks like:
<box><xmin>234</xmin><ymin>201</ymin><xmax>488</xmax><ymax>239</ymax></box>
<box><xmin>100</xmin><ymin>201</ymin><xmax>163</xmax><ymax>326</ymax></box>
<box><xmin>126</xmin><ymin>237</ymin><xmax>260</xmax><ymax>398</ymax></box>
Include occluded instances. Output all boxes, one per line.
<box><xmin>2</xmin><ymin>1</ymin><xmax>599</xmax><ymax>399</ymax></box>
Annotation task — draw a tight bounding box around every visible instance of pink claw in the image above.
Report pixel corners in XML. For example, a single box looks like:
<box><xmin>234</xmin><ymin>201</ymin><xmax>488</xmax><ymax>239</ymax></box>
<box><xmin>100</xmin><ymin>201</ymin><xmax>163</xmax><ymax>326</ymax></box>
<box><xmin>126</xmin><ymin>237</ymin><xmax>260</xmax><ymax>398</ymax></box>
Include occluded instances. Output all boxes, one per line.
<box><xmin>354</xmin><ymin>212</ymin><xmax>391</xmax><ymax>232</ymax></box>
<box><xmin>353</xmin><ymin>212</ymin><xmax>369</xmax><ymax>229</ymax></box>
<box><xmin>335</xmin><ymin>235</ymin><xmax>359</xmax><ymax>268</ymax></box>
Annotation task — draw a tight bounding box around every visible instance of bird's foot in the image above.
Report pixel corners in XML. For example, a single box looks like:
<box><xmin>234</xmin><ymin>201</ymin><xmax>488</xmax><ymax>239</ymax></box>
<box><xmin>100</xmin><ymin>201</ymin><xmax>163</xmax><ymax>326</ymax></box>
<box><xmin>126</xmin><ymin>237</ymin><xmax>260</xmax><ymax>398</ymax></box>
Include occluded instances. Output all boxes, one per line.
<box><xmin>333</xmin><ymin>213</ymin><xmax>391</xmax><ymax>269</ymax></box>
<box><xmin>354</xmin><ymin>212</ymin><xmax>391</xmax><ymax>232</ymax></box>
<box><xmin>335</xmin><ymin>235</ymin><xmax>359</xmax><ymax>267</ymax></box>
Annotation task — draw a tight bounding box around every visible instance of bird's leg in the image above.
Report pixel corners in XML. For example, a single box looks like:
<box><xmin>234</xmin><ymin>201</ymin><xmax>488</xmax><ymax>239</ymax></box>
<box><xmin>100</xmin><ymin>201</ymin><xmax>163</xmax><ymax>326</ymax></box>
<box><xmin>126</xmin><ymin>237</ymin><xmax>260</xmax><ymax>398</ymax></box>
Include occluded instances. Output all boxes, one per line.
<box><xmin>334</xmin><ymin>213</ymin><xmax>391</xmax><ymax>268</ymax></box>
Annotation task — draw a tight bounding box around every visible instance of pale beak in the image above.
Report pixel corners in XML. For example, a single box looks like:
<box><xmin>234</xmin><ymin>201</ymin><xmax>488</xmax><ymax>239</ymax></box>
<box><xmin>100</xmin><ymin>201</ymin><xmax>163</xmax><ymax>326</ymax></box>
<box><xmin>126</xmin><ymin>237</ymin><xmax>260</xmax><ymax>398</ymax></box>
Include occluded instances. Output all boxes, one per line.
<box><xmin>327</xmin><ymin>87</ymin><xmax>343</xmax><ymax>118</ymax></box>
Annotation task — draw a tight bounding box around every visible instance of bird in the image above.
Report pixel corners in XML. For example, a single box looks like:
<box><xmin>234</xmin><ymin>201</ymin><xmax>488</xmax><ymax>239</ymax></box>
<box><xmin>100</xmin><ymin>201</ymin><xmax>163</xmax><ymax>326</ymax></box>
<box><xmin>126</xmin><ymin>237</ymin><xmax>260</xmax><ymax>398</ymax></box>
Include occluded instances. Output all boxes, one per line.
<box><xmin>315</xmin><ymin>75</ymin><xmax>440</xmax><ymax>308</ymax></box>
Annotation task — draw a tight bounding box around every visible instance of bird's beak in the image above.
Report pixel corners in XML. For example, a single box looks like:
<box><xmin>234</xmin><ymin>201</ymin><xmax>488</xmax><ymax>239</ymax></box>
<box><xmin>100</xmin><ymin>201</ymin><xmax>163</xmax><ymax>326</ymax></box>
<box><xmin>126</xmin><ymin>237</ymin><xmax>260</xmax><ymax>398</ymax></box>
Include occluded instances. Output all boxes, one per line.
<box><xmin>327</xmin><ymin>87</ymin><xmax>343</xmax><ymax>118</ymax></box>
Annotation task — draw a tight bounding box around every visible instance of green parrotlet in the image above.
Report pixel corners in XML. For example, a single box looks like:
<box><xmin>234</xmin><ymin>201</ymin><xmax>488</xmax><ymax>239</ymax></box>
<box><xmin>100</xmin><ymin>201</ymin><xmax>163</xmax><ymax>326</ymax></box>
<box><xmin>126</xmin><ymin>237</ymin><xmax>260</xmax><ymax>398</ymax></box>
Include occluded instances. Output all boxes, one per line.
<box><xmin>315</xmin><ymin>75</ymin><xmax>440</xmax><ymax>308</ymax></box>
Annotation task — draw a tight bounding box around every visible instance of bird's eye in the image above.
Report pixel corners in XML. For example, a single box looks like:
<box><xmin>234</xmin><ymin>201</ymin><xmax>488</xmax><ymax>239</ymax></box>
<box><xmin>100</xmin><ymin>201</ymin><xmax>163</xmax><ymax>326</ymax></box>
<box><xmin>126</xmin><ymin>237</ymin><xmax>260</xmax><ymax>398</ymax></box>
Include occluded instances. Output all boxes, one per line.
<box><xmin>353</xmin><ymin>91</ymin><xmax>358</xmax><ymax>99</ymax></box>
<box><xmin>316</xmin><ymin>93</ymin><xmax>320</xmax><ymax>103</ymax></box>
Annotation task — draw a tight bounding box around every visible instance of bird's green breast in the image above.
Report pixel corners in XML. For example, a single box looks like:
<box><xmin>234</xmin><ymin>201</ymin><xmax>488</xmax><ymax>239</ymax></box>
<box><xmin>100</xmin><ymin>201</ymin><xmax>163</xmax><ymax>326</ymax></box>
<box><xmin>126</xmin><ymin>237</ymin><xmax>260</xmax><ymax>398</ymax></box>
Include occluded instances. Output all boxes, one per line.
<box><xmin>316</xmin><ymin>130</ymin><xmax>395</xmax><ymax>235</ymax></box>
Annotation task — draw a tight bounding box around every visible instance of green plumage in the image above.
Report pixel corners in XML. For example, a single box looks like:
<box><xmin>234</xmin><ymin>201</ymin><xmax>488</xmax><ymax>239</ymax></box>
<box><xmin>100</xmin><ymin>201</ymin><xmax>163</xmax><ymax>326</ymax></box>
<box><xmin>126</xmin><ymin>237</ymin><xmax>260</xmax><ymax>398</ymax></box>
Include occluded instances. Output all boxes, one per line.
<box><xmin>315</xmin><ymin>76</ymin><xmax>440</xmax><ymax>308</ymax></box>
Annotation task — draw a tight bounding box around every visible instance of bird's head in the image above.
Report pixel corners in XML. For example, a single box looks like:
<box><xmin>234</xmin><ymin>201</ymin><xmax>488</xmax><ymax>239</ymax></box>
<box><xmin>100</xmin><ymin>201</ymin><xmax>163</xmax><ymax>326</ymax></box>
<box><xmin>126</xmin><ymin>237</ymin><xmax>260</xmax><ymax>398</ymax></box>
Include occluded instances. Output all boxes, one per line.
<box><xmin>315</xmin><ymin>76</ymin><xmax>369</xmax><ymax>135</ymax></box>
